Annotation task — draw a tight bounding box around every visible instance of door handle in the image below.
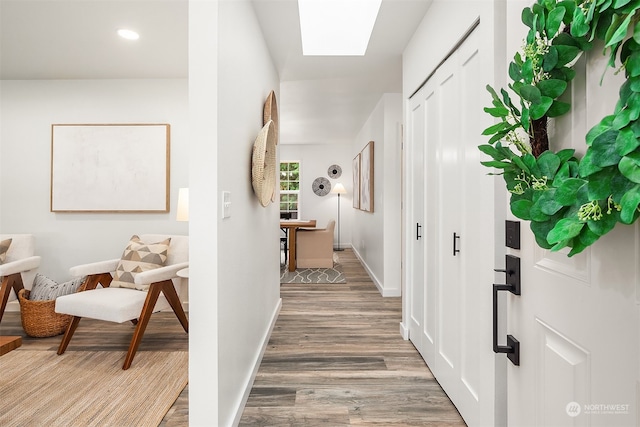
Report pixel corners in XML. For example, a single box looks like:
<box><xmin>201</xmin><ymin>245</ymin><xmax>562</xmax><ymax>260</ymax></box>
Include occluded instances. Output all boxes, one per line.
<box><xmin>493</xmin><ymin>254</ymin><xmax>521</xmax><ymax>366</ymax></box>
<box><xmin>416</xmin><ymin>223</ymin><xmax>422</xmax><ymax>240</ymax></box>
<box><xmin>453</xmin><ymin>232</ymin><xmax>460</xmax><ymax>256</ymax></box>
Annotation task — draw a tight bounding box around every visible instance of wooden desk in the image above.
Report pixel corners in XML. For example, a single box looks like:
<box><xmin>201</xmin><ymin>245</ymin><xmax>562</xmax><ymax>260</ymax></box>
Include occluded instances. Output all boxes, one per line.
<box><xmin>280</xmin><ymin>220</ymin><xmax>316</xmax><ymax>272</ymax></box>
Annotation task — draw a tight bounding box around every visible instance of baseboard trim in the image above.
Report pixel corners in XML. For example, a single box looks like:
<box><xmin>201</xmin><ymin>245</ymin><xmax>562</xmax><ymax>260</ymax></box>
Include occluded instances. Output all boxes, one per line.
<box><xmin>231</xmin><ymin>297</ymin><xmax>282</xmax><ymax>427</ymax></box>
<box><xmin>350</xmin><ymin>245</ymin><xmax>400</xmax><ymax>297</ymax></box>
<box><xmin>399</xmin><ymin>321</ymin><xmax>409</xmax><ymax>340</ymax></box>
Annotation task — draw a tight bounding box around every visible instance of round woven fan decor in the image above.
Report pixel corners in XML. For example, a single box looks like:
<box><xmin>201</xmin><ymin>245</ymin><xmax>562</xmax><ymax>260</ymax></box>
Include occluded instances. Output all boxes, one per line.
<box><xmin>312</xmin><ymin>177</ymin><xmax>331</xmax><ymax>196</ymax></box>
<box><xmin>263</xmin><ymin>90</ymin><xmax>279</xmax><ymax>145</ymax></box>
<box><xmin>251</xmin><ymin>120</ymin><xmax>277</xmax><ymax>207</ymax></box>
<box><xmin>328</xmin><ymin>164</ymin><xmax>342</xmax><ymax>179</ymax></box>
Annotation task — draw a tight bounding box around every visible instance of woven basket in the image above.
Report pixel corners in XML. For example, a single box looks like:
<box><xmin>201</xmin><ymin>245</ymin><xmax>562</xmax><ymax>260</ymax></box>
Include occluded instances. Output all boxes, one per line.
<box><xmin>18</xmin><ymin>289</ymin><xmax>72</xmax><ymax>338</ymax></box>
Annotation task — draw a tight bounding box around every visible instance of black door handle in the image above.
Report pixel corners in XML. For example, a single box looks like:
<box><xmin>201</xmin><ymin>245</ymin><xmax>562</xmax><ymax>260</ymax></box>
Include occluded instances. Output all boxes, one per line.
<box><xmin>416</xmin><ymin>223</ymin><xmax>422</xmax><ymax>240</ymax></box>
<box><xmin>453</xmin><ymin>232</ymin><xmax>460</xmax><ymax>256</ymax></box>
<box><xmin>492</xmin><ymin>255</ymin><xmax>521</xmax><ymax>366</ymax></box>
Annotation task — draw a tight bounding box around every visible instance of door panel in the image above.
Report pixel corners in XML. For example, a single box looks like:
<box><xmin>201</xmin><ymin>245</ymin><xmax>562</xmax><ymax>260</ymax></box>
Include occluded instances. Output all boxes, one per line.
<box><xmin>408</xmin><ymin>94</ymin><xmax>427</xmax><ymax>361</ymax></box>
<box><xmin>535</xmin><ymin>319</ymin><xmax>590</xmax><ymax>427</ymax></box>
<box><xmin>407</xmin><ymin>27</ymin><xmax>498</xmax><ymax>425</ymax></box>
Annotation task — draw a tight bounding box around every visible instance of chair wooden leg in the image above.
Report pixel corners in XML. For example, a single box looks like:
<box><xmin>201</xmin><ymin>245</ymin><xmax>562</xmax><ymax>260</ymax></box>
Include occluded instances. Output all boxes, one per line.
<box><xmin>57</xmin><ymin>316</ymin><xmax>82</xmax><ymax>355</ymax></box>
<box><xmin>122</xmin><ymin>283</ymin><xmax>162</xmax><ymax>370</ymax></box>
<box><xmin>80</xmin><ymin>273</ymin><xmax>113</xmax><ymax>292</ymax></box>
<box><xmin>0</xmin><ymin>273</ymin><xmax>24</xmax><ymax>324</ymax></box>
<box><xmin>161</xmin><ymin>281</ymin><xmax>189</xmax><ymax>333</ymax></box>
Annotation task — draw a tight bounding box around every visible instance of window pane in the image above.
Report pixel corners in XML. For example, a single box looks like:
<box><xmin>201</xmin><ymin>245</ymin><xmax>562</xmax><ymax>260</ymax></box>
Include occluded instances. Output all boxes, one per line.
<box><xmin>280</xmin><ymin>162</ymin><xmax>300</xmax><ymax>216</ymax></box>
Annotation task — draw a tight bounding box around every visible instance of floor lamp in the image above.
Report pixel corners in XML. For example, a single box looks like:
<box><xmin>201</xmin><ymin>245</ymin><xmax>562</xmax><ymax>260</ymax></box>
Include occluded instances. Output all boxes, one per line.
<box><xmin>331</xmin><ymin>183</ymin><xmax>346</xmax><ymax>251</ymax></box>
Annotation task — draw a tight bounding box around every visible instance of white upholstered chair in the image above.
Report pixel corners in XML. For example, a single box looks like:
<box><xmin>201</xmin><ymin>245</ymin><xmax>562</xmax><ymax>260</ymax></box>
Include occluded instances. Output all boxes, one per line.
<box><xmin>296</xmin><ymin>220</ymin><xmax>336</xmax><ymax>268</ymax></box>
<box><xmin>55</xmin><ymin>234</ymin><xmax>188</xmax><ymax>370</ymax></box>
<box><xmin>0</xmin><ymin>234</ymin><xmax>41</xmax><ymax>323</ymax></box>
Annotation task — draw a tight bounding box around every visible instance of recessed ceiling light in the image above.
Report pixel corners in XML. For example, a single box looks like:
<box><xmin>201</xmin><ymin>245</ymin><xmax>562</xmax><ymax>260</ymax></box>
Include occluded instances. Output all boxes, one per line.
<box><xmin>117</xmin><ymin>29</ymin><xmax>140</xmax><ymax>41</ymax></box>
<box><xmin>298</xmin><ymin>0</ymin><xmax>382</xmax><ymax>56</ymax></box>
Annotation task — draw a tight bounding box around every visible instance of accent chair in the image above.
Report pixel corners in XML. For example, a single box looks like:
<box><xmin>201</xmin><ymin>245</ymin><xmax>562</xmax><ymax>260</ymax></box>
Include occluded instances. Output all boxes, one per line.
<box><xmin>55</xmin><ymin>234</ymin><xmax>189</xmax><ymax>370</ymax></box>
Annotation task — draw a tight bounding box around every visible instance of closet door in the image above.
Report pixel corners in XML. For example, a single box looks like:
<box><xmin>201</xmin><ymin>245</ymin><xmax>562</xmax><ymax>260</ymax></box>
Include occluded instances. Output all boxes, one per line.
<box><xmin>407</xmin><ymin>27</ymin><xmax>499</xmax><ymax>426</ymax></box>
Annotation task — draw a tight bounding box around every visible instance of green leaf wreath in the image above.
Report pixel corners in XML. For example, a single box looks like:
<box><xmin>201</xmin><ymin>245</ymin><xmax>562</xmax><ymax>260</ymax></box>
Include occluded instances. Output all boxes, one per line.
<box><xmin>480</xmin><ymin>0</ymin><xmax>640</xmax><ymax>256</ymax></box>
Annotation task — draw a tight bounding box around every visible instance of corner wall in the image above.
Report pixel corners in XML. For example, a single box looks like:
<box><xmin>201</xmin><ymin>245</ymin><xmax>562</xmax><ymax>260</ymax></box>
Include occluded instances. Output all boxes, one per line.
<box><xmin>216</xmin><ymin>1</ymin><xmax>281</xmax><ymax>425</ymax></box>
<box><xmin>351</xmin><ymin>93</ymin><xmax>402</xmax><ymax>296</ymax></box>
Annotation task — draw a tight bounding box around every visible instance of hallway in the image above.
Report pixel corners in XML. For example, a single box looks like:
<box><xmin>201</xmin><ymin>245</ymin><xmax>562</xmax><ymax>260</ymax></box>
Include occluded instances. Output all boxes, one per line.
<box><xmin>239</xmin><ymin>249</ymin><xmax>466</xmax><ymax>426</ymax></box>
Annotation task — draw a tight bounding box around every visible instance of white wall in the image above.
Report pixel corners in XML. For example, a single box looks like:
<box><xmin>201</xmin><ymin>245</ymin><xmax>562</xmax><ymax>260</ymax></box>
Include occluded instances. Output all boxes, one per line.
<box><xmin>189</xmin><ymin>0</ymin><xmax>219</xmax><ymax>423</ymax></box>
<box><xmin>0</xmin><ymin>79</ymin><xmax>189</xmax><ymax>283</ymax></box>
<box><xmin>351</xmin><ymin>93</ymin><xmax>402</xmax><ymax>296</ymax></box>
<box><xmin>216</xmin><ymin>1</ymin><xmax>281</xmax><ymax>426</ymax></box>
<box><xmin>279</xmin><ymin>143</ymin><xmax>353</xmax><ymax>248</ymax></box>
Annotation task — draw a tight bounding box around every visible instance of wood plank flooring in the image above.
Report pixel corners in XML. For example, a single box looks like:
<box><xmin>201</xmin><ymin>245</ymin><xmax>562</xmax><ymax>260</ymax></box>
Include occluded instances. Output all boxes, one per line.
<box><xmin>239</xmin><ymin>249</ymin><xmax>466</xmax><ymax>426</ymax></box>
<box><xmin>1</xmin><ymin>249</ymin><xmax>465</xmax><ymax>426</ymax></box>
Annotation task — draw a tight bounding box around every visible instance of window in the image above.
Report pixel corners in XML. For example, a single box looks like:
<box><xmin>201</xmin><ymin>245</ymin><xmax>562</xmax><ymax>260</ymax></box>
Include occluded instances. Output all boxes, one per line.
<box><xmin>280</xmin><ymin>161</ymin><xmax>300</xmax><ymax>219</ymax></box>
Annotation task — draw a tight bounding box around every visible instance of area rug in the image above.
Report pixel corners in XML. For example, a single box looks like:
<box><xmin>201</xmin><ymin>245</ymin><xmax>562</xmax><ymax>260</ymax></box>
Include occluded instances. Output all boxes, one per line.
<box><xmin>0</xmin><ymin>350</ymin><xmax>188</xmax><ymax>427</ymax></box>
<box><xmin>280</xmin><ymin>255</ymin><xmax>346</xmax><ymax>284</ymax></box>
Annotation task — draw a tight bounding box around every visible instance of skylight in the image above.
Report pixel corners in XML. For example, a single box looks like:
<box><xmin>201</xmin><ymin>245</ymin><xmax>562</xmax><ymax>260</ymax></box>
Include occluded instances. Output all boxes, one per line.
<box><xmin>298</xmin><ymin>0</ymin><xmax>382</xmax><ymax>56</ymax></box>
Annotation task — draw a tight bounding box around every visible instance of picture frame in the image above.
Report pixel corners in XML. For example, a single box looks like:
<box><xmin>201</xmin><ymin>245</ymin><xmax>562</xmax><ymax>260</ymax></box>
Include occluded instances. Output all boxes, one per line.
<box><xmin>50</xmin><ymin>124</ymin><xmax>170</xmax><ymax>212</ymax></box>
<box><xmin>359</xmin><ymin>141</ymin><xmax>374</xmax><ymax>212</ymax></box>
<box><xmin>352</xmin><ymin>153</ymin><xmax>361</xmax><ymax>209</ymax></box>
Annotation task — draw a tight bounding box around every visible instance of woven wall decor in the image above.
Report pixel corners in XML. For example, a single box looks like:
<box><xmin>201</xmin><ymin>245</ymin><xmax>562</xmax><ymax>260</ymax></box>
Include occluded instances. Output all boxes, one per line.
<box><xmin>328</xmin><ymin>164</ymin><xmax>342</xmax><ymax>179</ymax></box>
<box><xmin>251</xmin><ymin>120</ymin><xmax>276</xmax><ymax>207</ymax></box>
<box><xmin>312</xmin><ymin>177</ymin><xmax>331</xmax><ymax>196</ymax></box>
<box><xmin>263</xmin><ymin>91</ymin><xmax>278</xmax><ymax>145</ymax></box>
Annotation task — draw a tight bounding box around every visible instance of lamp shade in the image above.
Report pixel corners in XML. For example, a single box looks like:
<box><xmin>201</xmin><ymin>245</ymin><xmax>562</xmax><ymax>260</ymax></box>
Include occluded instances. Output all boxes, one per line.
<box><xmin>176</xmin><ymin>188</ymin><xmax>189</xmax><ymax>221</ymax></box>
<box><xmin>331</xmin><ymin>182</ymin><xmax>347</xmax><ymax>194</ymax></box>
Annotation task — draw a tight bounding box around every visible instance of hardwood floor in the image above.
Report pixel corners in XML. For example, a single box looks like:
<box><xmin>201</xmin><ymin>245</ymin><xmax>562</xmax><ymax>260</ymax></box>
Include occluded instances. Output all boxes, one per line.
<box><xmin>240</xmin><ymin>249</ymin><xmax>466</xmax><ymax>426</ymax></box>
<box><xmin>1</xmin><ymin>249</ymin><xmax>465</xmax><ymax>426</ymax></box>
<box><xmin>0</xmin><ymin>309</ymin><xmax>188</xmax><ymax>426</ymax></box>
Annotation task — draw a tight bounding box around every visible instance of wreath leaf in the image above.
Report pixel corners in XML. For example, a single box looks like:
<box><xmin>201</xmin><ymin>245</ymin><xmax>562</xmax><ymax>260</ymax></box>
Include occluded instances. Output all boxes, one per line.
<box><xmin>547</xmin><ymin>218</ymin><xmax>585</xmax><ymax>245</ymax></box>
<box><xmin>620</xmin><ymin>184</ymin><xmax>640</xmax><ymax>222</ymax></box>
<box><xmin>619</xmin><ymin>152</ymin><xmax>640</xmax><ymax>182</ymax></box>
<box><xmin>615</xmin><ymin>127</ymin><xmax>639</xmax><ymax>155</ymax></box>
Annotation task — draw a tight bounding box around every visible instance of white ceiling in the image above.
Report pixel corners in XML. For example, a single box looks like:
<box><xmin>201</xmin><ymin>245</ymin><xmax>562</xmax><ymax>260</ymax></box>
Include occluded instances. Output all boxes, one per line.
<box><xmin>0</xmin><ymin>0</ymin><xmax>432</xmax><ymax>145</ymax></box>
<box><xmin>0</xmin><ymin>0</ymin><xmax>189</xmax><ymax>80</ymax></box>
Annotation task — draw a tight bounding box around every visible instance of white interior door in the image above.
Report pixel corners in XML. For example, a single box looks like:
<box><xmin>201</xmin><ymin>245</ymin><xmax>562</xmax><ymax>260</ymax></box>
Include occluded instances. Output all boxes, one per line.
<box><xmin>407</xmin><ymin>93</ymin><xmax>428</xmax><ymax>361</ymax></box>
<box><xmin>505</xmin><ymin>42</ymin><xmax>640</xmax><ymax>427</ymax></box>
<box><xmin>406</xmin><ymin>27</ymin><xmax>501</xmax><ymax>426</ymax></box>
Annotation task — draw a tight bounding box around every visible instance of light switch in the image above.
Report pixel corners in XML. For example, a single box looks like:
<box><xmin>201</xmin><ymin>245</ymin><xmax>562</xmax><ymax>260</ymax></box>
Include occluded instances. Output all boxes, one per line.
<box><xmin>222</xmin><ymin>191</ymin><xmax>231</xmax><ymax>219</ymax></box>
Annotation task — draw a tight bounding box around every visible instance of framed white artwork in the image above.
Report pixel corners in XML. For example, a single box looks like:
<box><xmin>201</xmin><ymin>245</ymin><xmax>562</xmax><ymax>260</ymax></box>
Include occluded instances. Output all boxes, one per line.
<box><xmin>51</xmin><ymin>124</ymin><xmax>170</xmax><ymax>212</ymax></box>
<box><xmin>352</xmin><ymin>153</ymin><xmax>361</xmax><ymax>209</ymax></box>
<box><xmin>359</xmin><ymin>141</ymin><xmax>374</xmax><ymax>212</ymax></box>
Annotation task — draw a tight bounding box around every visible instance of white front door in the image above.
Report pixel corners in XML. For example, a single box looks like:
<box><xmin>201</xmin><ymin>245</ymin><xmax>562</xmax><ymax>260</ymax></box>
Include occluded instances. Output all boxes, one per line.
<box><xmin>503</xmin><ymin>6</ymin><xmax>640</xmax><ymax>425</ymax></box>
<box><xmin>406</xmin><ymin>26</ymin><xmax>502</xmax><ymax>426</ymax></box>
